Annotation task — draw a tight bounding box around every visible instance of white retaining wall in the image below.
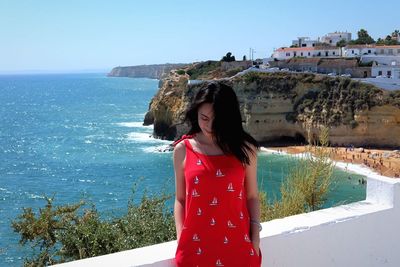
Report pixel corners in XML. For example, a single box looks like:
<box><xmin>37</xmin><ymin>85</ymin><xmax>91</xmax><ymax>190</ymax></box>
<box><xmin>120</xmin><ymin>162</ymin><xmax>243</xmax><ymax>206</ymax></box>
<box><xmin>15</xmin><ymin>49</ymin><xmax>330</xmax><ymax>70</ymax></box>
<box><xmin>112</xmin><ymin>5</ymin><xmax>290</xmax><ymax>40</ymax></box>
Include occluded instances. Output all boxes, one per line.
<box><xmin>54</xmin><ymin>174</ymin><xmax>400</xmax><ymax>267</ymax></box>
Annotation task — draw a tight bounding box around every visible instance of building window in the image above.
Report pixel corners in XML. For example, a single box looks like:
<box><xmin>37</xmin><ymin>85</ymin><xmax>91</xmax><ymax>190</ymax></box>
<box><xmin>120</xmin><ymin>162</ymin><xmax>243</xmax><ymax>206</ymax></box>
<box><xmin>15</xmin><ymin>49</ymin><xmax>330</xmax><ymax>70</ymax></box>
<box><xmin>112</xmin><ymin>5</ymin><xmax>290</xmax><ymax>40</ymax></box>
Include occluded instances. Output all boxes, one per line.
<box><xmin>397</xmin><ymin>49</ymin><xmax>400</xmax><ymax>54</ymax></box>
<box><xmin>325</xmin><ymin>51</ymin><xmax>329</xmax><ymax>56</ymax></box>
<box><xmin>329</xmin><ymin>40</ymin><xmax>332</xmax><ymax>43</ymax></box>
<box><xmin>388</xmin><ymin>49</ymin><xmax>393</xmax><ymax>55</ymax></box>
<box><xmin>286</xmin><ymin>52</ymin><xmax>290</xmax><ymax>56</ymax></box>
<box><xmin>381</xmin><ymin>49</ymin><xmax>384</xmax><ymax>54</ymax></box>
<box><xmin>294</xmin><ymin>52</ymin><xmax>297</xmax><ymax>57</ymax></box>
<box><xmin>387</xmin><ymin>71</ymin><xmax>392</xmax><ymax>77</ymax></box>
<box><xmin>333</xmin><ymin>51</ymin><xmax>336</xmax><ymax>55</ymax></box>
<box><xmin>312</xmin><ymin>43</ymin><xmax>315</xmax><ymax>47</ymax></box>
<box><xmin>308</xmin><ymin>52</ymin><xmax>311</xmax><ymax>56</ymax></box>
<box><xmin>352</xmin><ymin>50</ymin><xmax>354</xmax><ymax>54</ymax></box>
<box><xmin>302</xmin><ymin>44</ymin><xmax>307</xmax><ymax>47</ymax></box>
<box><xmin>378</xmin><ymin>71</ymin><xmax>382</xmax><ymax>75</ymax></box>
<box><xmin>368</xmin><ymin>50</ymin><xmax>371</xmax><ymax>53</ymax></box>
<box><xmin>301</xmin><ymin>52</ymin><xmax>303</xmax><ymax>56</ymax></box>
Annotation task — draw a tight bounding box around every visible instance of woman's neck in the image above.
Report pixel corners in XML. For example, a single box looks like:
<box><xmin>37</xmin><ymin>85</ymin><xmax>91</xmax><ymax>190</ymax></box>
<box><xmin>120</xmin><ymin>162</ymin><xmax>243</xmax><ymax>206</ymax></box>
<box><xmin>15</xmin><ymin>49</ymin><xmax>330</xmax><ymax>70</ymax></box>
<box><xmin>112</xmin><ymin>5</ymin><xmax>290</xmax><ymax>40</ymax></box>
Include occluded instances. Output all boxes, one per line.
<box><xmin>196</xmin><ymin>132</ymin><xmax>215</xmax><ymax>146</ymax></box>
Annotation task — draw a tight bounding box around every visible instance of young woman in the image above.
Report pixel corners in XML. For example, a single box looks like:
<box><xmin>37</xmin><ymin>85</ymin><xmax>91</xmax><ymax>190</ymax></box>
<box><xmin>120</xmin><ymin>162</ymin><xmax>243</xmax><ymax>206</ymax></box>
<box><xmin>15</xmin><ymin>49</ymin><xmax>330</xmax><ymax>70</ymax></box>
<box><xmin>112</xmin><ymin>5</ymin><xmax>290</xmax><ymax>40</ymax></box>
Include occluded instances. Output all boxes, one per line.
<box><xmin>173</xmin><ymin>82</ymin><xmax>262</xmax><ymax>266</ymax></box>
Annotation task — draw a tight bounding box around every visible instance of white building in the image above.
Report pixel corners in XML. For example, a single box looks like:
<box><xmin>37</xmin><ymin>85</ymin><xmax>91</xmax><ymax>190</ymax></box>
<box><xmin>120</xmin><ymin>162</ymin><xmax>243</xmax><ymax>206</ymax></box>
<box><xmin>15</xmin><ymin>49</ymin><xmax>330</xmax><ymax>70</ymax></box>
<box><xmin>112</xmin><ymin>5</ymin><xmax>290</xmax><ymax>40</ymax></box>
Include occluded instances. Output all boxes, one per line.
<box><xmin>375</xmin><ymin>45</ymin><xmax>400</xmax><ymax>56</ymax></box>
<box><xmin>343</xmin><ymin>45</ymin><xmax>376</xmax><ymax>57</ymax></box>
<box><xmin>360</xmin><ymin>47</ymin><xmax>400</xmax><ymax>79</ymax></box>
<box><xmin>292</xmin><ymin>37</ymin><xmax>318</xmax><ymax>48</ymax></box>
<box><xmin>273</xmin><ymin>46</ymin><xmax>341</xmax><ymax>60</ymax></box>
<box><xmin>320</xmin><ymin>32</ymin><xmax>352</xmax><ymax>46</ymax></box>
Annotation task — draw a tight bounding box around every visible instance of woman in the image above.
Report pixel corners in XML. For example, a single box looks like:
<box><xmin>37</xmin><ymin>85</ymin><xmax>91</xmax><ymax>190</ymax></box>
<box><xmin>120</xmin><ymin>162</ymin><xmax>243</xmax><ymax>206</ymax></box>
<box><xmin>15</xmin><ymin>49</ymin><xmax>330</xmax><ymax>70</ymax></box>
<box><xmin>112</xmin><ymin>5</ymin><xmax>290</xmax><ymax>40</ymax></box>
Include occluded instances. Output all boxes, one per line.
<box><xmin>173</xmin><ymin>82</ymin><xmax>262</xmax><ymax>266</ymax></box>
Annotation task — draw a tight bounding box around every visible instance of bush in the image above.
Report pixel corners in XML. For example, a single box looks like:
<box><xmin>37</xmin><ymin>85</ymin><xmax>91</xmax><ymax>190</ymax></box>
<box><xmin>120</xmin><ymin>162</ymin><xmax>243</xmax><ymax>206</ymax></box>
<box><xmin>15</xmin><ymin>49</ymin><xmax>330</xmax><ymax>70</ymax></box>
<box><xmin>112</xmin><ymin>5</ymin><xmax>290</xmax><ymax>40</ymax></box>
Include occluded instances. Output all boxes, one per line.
<box><xmin>12</xmin><ymin>188</ymin><xmax>175</xmax><ymax>266</ymax></box>
<box><xmin>260</xmin><ymin>126</ymin><xmax>334</xmax><ymax>221</ymax></box>
<box><xmin>176</xmin><ymin>69</ymin><xmax>185</xmax><ymax>75</ymax></box>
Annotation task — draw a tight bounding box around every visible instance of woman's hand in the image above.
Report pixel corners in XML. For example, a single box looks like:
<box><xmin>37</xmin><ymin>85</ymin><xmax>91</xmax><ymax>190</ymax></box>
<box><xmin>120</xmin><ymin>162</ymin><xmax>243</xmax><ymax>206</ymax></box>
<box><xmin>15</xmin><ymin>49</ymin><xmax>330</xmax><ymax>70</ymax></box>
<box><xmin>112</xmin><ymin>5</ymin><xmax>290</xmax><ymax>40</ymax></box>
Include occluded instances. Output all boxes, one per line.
<box><xmin>252</xmin><ymin>236</ymin><xmax>260</xmax><ymax>256</ymax></box>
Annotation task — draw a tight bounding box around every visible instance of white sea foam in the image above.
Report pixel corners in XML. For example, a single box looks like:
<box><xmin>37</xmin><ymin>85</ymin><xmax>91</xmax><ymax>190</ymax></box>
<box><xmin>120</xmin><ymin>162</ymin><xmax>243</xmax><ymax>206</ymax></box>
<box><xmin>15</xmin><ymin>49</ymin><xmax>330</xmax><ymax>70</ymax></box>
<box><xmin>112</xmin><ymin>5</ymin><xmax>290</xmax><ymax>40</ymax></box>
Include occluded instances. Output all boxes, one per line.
<box><xmin>78</xmin><ymin>179</ymin><xmax>95</xmax><ymax>183</ymax></box>
<box><xmin>125</xmin><ymin>132</ymin><xmax>171</xmax><ymax>144</ymax></box>
<box><xmin>115</xmin><ymin>122</ymin><xmax>152</xmax><ymax>128</ymax></box>
<box><xmin>260</xmin><ymin>147</ymin><xmax>289</xmax><ymax>155</ymax></box>
<box><xmin>28</xmin><ymin>194</ymin><xmax>44</xmax><ymax>199</ymax></box>
<box><xmin>142</xmin><ymin>144</ymin><xmax>172</xmax><ymax>153</ymax></box>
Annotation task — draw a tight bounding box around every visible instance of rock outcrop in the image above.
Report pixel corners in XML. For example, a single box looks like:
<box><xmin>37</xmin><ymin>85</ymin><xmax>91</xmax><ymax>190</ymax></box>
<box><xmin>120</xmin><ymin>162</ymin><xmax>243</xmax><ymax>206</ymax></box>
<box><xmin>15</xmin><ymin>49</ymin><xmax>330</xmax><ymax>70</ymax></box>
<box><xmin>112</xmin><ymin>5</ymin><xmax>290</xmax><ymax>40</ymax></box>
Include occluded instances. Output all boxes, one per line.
<box><xmin>144</xmin><ymin>66</ymin><xmax>400</xmax><ymax>147</ymax></box>
<box><xmin>108</xmin><ymin>64</ymin><xmax>188</xmax><ymax>79</ymax></box>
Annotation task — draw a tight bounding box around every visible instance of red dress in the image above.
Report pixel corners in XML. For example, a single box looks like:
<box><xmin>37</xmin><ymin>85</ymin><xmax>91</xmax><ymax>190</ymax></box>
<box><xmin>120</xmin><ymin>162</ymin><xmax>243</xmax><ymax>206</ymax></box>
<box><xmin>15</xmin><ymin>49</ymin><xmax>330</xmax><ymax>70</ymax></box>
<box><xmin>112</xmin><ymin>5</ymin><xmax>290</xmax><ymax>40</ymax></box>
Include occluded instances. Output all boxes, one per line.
<box><xmin>175</xmin><ymin>136</ymin><xmax>262</xmax><ymax>267</ymax></box>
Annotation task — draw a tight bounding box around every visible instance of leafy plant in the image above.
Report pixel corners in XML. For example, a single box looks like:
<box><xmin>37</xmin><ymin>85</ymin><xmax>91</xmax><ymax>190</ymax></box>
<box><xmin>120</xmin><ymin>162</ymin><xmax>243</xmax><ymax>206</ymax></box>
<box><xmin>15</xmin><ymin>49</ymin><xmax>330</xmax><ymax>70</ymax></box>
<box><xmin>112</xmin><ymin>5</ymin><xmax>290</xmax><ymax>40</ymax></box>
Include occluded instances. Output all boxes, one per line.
<box><xmin>12</xmin><ymin>188</ymin><xmax>175</xmax><ymax>266</ymax></box>
<box><xmin>260</xmin><ymin>126</ymin><xmax>334</xmax><ymax>221</ymax></box>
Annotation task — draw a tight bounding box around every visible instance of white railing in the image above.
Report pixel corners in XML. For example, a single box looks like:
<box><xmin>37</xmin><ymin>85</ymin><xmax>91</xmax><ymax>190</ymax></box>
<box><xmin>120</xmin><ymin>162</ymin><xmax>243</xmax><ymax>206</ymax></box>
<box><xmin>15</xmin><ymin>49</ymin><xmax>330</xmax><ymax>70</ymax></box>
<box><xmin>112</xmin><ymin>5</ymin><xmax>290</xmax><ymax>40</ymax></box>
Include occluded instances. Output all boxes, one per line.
<box><xmin>54</xmin><ymin>173</ymin><xmax>400</xmax><ymax>267</ymax></box>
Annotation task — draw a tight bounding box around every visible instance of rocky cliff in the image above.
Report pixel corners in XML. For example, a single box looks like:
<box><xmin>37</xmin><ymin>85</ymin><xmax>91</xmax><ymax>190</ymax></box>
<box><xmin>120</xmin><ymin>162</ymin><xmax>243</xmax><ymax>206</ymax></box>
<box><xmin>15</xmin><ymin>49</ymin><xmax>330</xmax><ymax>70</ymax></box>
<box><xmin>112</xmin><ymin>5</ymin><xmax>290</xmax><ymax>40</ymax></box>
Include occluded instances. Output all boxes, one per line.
<box><xmin>144</xmin><ymin>67</ymin><xmax>400</xmax><ymax>147</ymax></box>
<box><xmin>108</xmin><ymin>63</ymin><xmax>188</xmax><ymax>79</ymax></box>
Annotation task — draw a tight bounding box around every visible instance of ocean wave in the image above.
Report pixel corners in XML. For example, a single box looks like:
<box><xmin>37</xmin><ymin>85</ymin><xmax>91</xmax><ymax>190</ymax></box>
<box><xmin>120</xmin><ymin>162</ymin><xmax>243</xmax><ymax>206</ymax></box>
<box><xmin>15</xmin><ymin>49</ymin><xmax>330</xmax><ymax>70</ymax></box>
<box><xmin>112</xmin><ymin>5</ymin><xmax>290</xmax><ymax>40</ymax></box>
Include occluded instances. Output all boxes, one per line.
<box><xmin>115</xmin><ymin>122</ymin><xmax>153</xmax><ymax>129</ymax></box>
<box><xmin>27</xmin><ymin>193</ymin><xmax>44</xmax><ymax>199</ymax></box>
<box><xmin>125</xmin><ymin>132</ymin><xmax>170</xmax><ymax>144</ymax></box>
<box><xmin>142</xmin><ymin>144</ymin><xmax>173</xmax><ymax>153</ymax></box>
<box><xmin>78</xmin><ymin>179</ymin><xmax>95</xmax><ymax>183</ymax></box>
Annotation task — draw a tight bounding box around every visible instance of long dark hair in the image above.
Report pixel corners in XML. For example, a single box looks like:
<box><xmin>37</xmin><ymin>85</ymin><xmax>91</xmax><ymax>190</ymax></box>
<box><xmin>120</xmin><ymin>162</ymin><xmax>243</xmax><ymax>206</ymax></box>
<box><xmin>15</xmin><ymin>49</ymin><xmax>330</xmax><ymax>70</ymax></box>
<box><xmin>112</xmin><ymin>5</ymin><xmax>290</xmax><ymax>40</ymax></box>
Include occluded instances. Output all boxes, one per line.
<box><xmin>185</xmin><ymin>82</ymin><xmax>259</xmax><ymax>165</ymax></box>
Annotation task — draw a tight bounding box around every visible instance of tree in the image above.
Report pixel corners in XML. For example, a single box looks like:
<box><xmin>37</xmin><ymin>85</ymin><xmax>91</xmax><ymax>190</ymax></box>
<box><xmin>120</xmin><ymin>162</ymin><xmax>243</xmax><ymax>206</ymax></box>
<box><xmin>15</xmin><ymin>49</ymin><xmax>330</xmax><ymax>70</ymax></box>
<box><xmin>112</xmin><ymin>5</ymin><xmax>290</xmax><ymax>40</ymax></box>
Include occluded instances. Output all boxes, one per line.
<box><xmin>336</xmin><ymin>39</ymin><xmax>347</xmax><ymax>48</ymax></box>
<box><xmin>243</xmin><ymin>55</ymin><xmax>247</xmax><ymax>61</ymax></box>
<box><xmin>221</xmin><ymin>52</ymin><xmax>236</xmax><ymax>62</ymax></box>
<box><xmin>376</xmin><ymin>38</ymin><xmax>385</xmax><ymax>45</ymax></box>
<box><xmin>355</xmin><ymin>29</ymin><xmax>375</xmax><ymax>44</ymax></box>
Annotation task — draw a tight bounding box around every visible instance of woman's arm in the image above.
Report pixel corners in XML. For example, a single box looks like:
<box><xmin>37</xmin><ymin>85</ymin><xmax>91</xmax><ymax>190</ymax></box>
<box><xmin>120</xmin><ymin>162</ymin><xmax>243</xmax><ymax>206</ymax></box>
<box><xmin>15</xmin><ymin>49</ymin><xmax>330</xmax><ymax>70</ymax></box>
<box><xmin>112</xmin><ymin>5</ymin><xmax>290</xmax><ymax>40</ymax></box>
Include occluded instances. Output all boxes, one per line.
<box><xmin>173</xmin><ymin>141</ymin><xmax>186</xmax><ymax>241</ymax></box>
<box><xmin>245</xmin><ymin>146</ymin><xmax>261</xmax><ymax>255</ymax></box>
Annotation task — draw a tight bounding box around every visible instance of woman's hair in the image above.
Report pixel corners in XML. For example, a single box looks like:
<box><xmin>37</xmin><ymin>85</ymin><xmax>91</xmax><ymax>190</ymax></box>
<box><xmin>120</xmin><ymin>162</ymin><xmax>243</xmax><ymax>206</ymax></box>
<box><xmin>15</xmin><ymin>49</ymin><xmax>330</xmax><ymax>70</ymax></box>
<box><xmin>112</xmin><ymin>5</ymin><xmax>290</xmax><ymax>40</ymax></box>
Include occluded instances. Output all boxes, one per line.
<box><xmin>185</xmin><ymin>82</ymin><xmax>259</xmax><ymax>165</ymax></box>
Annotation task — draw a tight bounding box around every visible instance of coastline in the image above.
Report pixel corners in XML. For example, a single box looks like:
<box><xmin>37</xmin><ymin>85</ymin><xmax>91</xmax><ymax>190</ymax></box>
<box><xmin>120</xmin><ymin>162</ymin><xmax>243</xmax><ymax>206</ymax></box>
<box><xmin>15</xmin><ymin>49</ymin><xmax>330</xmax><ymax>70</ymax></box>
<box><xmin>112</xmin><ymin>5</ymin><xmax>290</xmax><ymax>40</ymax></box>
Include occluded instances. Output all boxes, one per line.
<box><xmin>261</xmin><ymin>145</ymin><xmax>400</xmax><ymax>179</ymax></box>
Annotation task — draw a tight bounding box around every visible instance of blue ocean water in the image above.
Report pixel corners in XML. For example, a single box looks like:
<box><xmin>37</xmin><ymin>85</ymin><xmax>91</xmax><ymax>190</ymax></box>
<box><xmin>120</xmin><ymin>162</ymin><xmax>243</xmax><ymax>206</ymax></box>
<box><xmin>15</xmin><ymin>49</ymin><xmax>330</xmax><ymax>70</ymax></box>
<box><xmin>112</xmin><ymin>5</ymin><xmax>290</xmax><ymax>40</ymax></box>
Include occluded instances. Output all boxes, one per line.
<box><xmin>0</xmin><ymin>73</ymin><xmax>366</xmax><ymax>266</ymax></box>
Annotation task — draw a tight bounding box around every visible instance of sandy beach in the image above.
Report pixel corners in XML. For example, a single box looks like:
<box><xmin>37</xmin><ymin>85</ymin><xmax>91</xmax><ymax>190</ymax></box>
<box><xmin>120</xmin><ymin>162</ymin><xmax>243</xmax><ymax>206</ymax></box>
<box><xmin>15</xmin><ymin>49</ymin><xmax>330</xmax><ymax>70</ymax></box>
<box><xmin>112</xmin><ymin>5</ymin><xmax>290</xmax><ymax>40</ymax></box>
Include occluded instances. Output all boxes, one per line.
<box><xmin>265</xmin><ymin>145</ymin><xmax>400</xmax><ymax>179</ymax></box>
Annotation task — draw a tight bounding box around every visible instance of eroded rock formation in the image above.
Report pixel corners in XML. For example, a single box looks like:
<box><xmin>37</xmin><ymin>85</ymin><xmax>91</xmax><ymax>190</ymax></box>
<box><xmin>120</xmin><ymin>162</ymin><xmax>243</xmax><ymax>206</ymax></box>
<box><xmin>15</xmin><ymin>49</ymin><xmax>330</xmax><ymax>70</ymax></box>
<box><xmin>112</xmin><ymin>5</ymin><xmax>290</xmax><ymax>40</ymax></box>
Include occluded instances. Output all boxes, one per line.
<box><xmin>145</xmin><ymin>70</ymin><xmax>400</xmax><ymax>147</ymax></box>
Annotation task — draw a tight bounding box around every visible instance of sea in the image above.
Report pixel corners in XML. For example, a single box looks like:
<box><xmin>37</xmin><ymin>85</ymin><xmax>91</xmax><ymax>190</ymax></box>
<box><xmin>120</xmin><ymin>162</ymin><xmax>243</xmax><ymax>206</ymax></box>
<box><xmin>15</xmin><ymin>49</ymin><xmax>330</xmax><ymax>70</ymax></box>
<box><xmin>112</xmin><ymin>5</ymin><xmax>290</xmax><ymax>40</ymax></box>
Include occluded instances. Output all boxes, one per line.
<box><xmin>0</xmin><ymin>73</ymin><xmax>366</xmax><ymax>266</ymax></box>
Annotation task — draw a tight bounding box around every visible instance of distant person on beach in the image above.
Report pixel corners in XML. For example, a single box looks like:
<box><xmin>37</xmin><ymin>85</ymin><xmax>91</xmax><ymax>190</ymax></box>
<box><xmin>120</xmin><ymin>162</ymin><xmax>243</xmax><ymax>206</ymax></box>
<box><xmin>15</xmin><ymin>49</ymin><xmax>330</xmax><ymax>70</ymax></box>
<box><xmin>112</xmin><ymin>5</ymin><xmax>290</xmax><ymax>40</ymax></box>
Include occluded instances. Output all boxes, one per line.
<box><xmin>173</xmin><ymin>82</ymin><xmax>262</xmax><ymax>266</ymax></box>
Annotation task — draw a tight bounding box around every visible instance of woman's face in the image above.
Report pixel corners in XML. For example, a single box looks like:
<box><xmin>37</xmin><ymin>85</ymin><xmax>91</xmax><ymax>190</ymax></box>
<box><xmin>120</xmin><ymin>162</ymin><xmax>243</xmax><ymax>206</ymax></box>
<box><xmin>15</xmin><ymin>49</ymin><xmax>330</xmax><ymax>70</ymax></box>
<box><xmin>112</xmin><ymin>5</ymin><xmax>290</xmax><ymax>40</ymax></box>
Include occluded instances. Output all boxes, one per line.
<box><xmin>197</xmin><ymin>103</ymin><xmax>214</xmax><ymax>138</ymax></box>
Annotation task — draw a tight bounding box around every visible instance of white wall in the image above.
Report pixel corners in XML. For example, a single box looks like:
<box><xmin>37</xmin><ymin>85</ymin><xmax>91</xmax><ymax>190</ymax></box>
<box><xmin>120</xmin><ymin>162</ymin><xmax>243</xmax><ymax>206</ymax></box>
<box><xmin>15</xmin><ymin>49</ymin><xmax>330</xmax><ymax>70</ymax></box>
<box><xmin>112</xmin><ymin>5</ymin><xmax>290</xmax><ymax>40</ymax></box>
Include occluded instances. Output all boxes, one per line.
<box><xmin>53</xmin><ymin>175</ymin><xmax>400</xmax><ymax>267</ymax></box>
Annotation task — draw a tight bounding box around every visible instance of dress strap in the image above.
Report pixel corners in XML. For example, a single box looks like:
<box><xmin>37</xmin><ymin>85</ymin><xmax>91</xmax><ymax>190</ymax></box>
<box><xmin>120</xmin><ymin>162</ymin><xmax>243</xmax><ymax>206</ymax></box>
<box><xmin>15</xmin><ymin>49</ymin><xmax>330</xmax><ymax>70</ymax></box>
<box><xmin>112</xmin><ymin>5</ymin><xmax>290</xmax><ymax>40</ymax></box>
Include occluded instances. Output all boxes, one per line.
<box><xmin>171</xmin><ymin>134</ymin><xmax>195</xmax><ymax>147</ymax></box>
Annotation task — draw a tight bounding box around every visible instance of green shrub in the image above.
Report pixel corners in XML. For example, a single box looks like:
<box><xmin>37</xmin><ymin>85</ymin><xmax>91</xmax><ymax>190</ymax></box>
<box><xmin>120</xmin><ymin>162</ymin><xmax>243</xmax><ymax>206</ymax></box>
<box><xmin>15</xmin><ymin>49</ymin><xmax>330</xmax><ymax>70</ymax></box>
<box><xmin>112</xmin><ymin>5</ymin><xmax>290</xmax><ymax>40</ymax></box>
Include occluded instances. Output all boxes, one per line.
<box><xmin>176</xmin><ymin>69</ymin><xmax>185</xmax><ymax>75</ymax></box>
<box><xmin>260</xmin><ymin>126</ymin><xmax>334</xmax><ymax>221</ymax></box>
<box><xmin>12</xmin><ymin>189</ymin><xmax>175</xmax><ymax>266</ymax></box>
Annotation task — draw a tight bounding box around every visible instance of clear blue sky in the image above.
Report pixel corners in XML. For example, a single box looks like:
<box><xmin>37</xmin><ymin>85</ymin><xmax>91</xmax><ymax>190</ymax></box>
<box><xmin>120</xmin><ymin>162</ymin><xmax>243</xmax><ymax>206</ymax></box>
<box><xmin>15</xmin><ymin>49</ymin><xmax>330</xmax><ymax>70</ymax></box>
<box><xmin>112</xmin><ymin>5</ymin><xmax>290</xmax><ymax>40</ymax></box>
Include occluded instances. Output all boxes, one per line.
<box><xmin>1</xmin><ymin>0</ymin><xmax>399</xmax><ymax>73</ymax></box>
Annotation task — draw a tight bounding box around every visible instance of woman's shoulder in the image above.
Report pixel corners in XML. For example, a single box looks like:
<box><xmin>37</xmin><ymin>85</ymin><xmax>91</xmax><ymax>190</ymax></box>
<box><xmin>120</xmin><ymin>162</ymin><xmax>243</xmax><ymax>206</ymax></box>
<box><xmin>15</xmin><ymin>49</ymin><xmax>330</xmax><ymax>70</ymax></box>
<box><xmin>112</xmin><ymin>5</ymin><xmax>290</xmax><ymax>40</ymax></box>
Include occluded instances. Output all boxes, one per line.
<box><xmin>173</xmin><ymin>139</ymin><xmax>187</xmax><ymax>160</ymax></box>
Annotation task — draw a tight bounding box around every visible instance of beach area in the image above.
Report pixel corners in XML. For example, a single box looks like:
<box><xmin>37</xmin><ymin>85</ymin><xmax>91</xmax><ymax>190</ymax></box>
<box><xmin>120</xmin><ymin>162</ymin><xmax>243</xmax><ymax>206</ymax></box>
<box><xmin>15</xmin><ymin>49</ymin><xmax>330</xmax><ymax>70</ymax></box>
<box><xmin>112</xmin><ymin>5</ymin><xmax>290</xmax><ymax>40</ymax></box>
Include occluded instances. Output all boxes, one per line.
<box><xmin>264</xmin><ymin>145</ymin><xmax>400</xmax><ymax>179</ymax></box>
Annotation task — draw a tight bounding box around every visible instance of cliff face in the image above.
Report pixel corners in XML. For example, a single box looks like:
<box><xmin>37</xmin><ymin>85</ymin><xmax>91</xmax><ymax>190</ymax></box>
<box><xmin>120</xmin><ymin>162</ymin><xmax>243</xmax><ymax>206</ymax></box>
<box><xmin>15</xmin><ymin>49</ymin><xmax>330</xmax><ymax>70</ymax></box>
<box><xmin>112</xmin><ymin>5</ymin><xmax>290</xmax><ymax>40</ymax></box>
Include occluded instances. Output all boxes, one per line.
<box><xmin>145</xmin><ymin>70</ymin><xmax>400</xmax><ymax>147</ymax></box>
<box><xmin>108</xmin><ymin>64</ymin><xmax>188</xmax><ymax>79</ymax></box>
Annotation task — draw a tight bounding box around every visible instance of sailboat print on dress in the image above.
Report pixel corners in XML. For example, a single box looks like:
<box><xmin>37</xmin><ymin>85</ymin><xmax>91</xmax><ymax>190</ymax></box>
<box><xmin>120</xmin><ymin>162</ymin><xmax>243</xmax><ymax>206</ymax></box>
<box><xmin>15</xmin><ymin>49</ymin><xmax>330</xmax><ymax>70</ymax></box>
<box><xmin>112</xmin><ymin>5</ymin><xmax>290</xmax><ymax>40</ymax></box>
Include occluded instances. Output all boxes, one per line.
<box><xmin>196</xmin><ymin>159</ymin><xmax>202</xmax><ymax>166</ymax></box>
<box><xmin>250</xmin><ymin>248</ymin><xmax>255</xmax><ymax>256</ymax></box>
<box><xmin>239</xmin><ymin>211</ymin><xmax>244</xmax><ymax>220</ymax></box>
<box><xmin>192</xmin><ymin>234</ymin><xmax>200</xmax><ymax>242</ymax></box>
<box><xmin>194</xmin><ymin>176</ymin><xmax>199</xmax><ymax>184</ymax></box>
<box><xmin>215</xmin><ymin>169</ymin><xmax>225</xmax><ymax>177</ymax></box>
<box><xmin>223</xmin><ymin>236</ymin><xmax>229</xmax><ymax>244</ymax></box>
<box><xmin>192</xmin><ymin>189</ymin><xmax>200</xmax><ymax>197</ymax></box>
<box><xmin>197</xmin><ymin>208</ymin><xmax>202</xmax><ymax>216</ymax></box>
<box><xmin>238</xmin><ymin>190</ymin><xmax>243</xmax><ymax>199</ymax></box>
<box><xmin>227</xmin><ymin>220</ymin><xmax>236</xmax><ymax>228</ymax></box>
<box><xmin>227</xmin><ymin>182</ymin><xmax>235</xmax><ymax>192</ymax></box>
<box><xmin>216</xmin><ymin>259</ymin><xmax>224</xmax><ymax>266</ymax></box>
<box><xmin>244</xmin><ymin>234</ymin><xmax>251</xmax><ymax>242</ymax></box>
<box><xmin>196</xmin><ymin>247</ymin><xmax>202</xmax><ymax>255</ymax></box>
<box><xmin>210</xmin><ymin>217</ymin><xmax>216</xmax><ymax>226</ymax></box>
<box><xmin>210</xmin><ymin>197</ymin><xmax>218</xmax><ymax>206</ymax></box>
